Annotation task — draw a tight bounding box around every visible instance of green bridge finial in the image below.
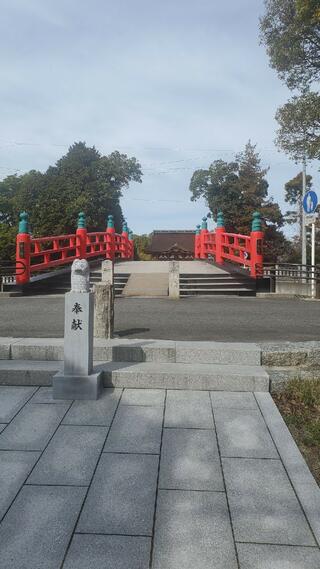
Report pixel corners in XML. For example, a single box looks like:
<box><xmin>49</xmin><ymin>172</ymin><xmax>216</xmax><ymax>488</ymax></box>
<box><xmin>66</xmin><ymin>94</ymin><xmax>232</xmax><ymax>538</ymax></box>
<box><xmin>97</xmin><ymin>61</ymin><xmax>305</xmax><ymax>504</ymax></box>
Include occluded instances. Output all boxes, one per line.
<box><xmin>107</xmin><ymin>214</ymin><xmax>114</xmax><ymax>228</ymax></box>
<box><xmin>196</xmin><ymin>224</ymin><xmax>201</xmax><ymax>235</ymax></box>
<box><xmin>78</xmin><ymin>212</ymin><xmax>86</xmax><ymax>229</ymax></box>
<box><xmin>217</xmin><ymin>211</ymin><xmax>225</xmax><ymax>228</ymax></box>
<box><xmin>18</xmin><ymin>212</ymin><xmax>29</xmax><ymax>234</ymax></box>
<box><xmin>122</xmin><ymin>221</ymin><xmax>128</xmax><ymax>233</ymax></box>
<box><xmin>128</xmin><ymin>230</ymin><xmax>133</xmax><ymax>240</ymax></box>
<box><xmin>252</xmin><ymin>211</ymin><xmax>262</xmax><ymax>232</ymax></box>
<box><xmin>201</xmin><ymin>217</ymin><xmax>207</xmax><ymax>230</ymax></box>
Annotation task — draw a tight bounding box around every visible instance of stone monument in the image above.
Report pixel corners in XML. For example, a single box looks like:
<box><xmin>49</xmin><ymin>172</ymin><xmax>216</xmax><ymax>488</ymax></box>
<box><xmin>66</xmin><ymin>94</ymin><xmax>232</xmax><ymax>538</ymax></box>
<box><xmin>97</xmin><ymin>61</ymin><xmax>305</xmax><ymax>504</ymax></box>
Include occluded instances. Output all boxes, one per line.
<box><xmin>52</xmin><ymin>259</ymin><xmax>103</xmax><ymax>400</ymax></box>
<box><xmin>94</xmin><ymin>260</ymin><xmax>114</xmax><ymax>339</ymax></box>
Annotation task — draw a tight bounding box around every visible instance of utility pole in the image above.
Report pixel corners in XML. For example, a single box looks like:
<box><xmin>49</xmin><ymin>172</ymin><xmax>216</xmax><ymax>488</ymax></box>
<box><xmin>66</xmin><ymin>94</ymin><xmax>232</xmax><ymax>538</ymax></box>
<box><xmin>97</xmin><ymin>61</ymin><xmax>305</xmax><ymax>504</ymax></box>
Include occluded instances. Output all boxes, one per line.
<box><xmin>301</xmin><ymin>154</ymin><xmax>307</xmax><ymax>266</ymax></box>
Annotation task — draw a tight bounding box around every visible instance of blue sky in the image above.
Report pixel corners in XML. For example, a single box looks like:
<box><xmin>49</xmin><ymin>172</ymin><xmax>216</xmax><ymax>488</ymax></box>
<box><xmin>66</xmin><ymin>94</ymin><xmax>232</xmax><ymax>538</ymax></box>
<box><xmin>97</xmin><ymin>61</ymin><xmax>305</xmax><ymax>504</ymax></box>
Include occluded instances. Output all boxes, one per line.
<box><xmin>0</xmin><ymin>0</ymin><xmax>318</xmax><ymax>235</ymax></box>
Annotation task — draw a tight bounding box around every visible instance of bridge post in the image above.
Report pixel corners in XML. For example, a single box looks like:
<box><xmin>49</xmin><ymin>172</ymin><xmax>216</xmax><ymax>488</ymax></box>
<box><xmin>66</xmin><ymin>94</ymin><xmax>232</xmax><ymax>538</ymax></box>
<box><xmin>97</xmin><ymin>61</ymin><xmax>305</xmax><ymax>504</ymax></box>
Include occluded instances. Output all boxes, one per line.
<box><xmin>215</xmin><ymin>212</ymin><xmax>225</xmax><ymax>265</ymax></box>
<box><xmin>250</xmin><ymin>212</ymin><xmax>264</xmax><ymax>277</ymax></box>
<box><xmin>200</xmin><ymin>217</ymin><xmax>208</xmax><ymax>259</ymax></box>
<box><xmin>194</xmin><ymin>225</ymin><xmax>201</xmax><ymax>259</ymax></box>
<box><xmin>121</xmin><ymin>221</ymin><xmax>129</xmax><ymax>259</ymax></box>
<box><xmin>128</xmin><ymin>230</ymin><xmax>134</xmax><ymax>260</ymax></box>
<box><xmin>16</xmin><ymin>212</ymin><xmax>31</xmax><ymax>285</ymax></box>
<box><xmin>76</xmin><ymin>212</ymin><xmax>87</xmax><ymax>259</ymax></box>
<box><xmin>106</xmin><ymin>215</ymin><xmax>115</xmax><ymax>261</ymax></box>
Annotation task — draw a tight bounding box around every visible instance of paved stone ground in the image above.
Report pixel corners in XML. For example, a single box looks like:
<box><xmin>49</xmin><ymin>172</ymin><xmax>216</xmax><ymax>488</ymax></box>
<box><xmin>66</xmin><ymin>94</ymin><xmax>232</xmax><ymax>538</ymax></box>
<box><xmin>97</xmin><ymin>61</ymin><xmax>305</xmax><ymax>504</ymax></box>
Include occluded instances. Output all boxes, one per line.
<box><xmin>1</xmin><ymin>295</ymin><xmax>320</xmax><ymax>341</ymax></box>
<box><xmin>0</xmin><ymin>386</ymin><xmax>319</xmax><ymax>568</ymax></box>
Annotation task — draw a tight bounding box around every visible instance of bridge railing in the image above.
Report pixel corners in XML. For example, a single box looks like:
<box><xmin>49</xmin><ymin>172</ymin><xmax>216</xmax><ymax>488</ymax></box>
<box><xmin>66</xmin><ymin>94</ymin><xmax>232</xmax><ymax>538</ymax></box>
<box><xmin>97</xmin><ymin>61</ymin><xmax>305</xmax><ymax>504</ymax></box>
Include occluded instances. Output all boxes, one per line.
<box><xmin>16</xmin><ymin>212</ymin><xmax>134</xmax><ymax>285</ymax></box>
<box><xmin>194</xmin><ymin>211</ymin><xmax>263</xmax><ymax>278</ymax></box>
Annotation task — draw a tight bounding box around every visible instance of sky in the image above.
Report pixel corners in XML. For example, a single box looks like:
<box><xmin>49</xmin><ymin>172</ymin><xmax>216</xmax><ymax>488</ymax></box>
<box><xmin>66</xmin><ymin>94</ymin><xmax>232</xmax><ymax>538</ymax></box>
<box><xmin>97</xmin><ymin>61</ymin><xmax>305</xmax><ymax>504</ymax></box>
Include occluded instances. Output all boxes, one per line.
<box><xmin>0</xmin><ymin>0</ymin><xmax>318</xmax><ymax>236</ymax></box>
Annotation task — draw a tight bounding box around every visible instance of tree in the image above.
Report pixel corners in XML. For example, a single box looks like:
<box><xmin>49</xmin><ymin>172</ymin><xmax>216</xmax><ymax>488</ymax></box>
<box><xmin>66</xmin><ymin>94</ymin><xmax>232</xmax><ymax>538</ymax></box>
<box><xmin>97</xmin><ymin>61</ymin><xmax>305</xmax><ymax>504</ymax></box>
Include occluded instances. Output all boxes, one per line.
<box><xmin>189</xmin><ymin>142</ymin><xmax>288</xmax><ymax>261</ymax></box>
<box><xmin>260</xmin><ymin>1</ymin><xmax>320</xmax><ymax>162</ymax></box>
<box><xmin>133</xmin><ymin>234</ymin><xmax>152</xmax><ymax>260</ymax></box>
<box><xmin>284</xmin><ymin>171</ymin><xmax>312</xmax><ymax>228</ymax></box>
<box><xmin>0</xmin><ymin>142</ymin><xmax>142</xmax><ymax>261</ymax></box>
<box><xmin>275</xmin><ymin>91</ymin><xmax>320</xmax><ymax>160</ymax></box>
<box><xmin>260</xmin><ymin>0</ymin><xmax>320</xmax><ymax>90</ymax></box>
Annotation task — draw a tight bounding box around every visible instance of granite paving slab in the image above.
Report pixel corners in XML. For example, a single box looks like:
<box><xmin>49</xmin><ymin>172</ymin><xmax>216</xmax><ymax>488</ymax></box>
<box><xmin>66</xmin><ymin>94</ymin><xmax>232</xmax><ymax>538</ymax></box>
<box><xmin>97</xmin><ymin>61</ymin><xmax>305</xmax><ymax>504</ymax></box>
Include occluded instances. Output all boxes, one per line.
<box><xmin>0</xmin><ymin>424</ymin><xmax>6</xmax><ymax>433</ymax></box>
<box><xmin>165</xmin><ymin>390</ymin><xmax>213</xmax><ymax>429</ymax></box>
<box><xmin>0</xmin><ymin>485</ymin><xmax>86</xmax><ymax>569</ymax></box>
<box><xmin>152</xmin><ymin>490</ymin><xmax>238</xmax><ymax>569</ymax></box>
<box><xmin>210</xmin><ymin>391</ymin><xmax>258</xmax><ymax>410</ymax></box>
<box><xmin>0</xmin><ymin>451</ymin><xmax>40</xmax><ymax>520</ymax></box>
<box><xmin>0</xmin><ymin>403</ymin><xmax>69</xmax><ymax>450</ymax></box>
<box><xmin>104</xmin><ymin>406</ymin><xmax>163</xmax><ymax>454</ymax></box>
<box><xmin>63</xmin><ymin>534</ymin><xmax>151</xmax><ymax>569</ymax></box>
<box><xmin>0</xmin><ymin>386</ymin><xmax>37</xmax><ymax>422</ymax></box>
<box><xmin>120</xmin><ymin>388</ymin><xmax>165</xmax><ymax>406</ymax></box>
<box><xmin>223</xmin><ymin>457</ymin><xmax>316</xmax><ymax>546</ymax></box>
<box><xmin>214</xmin><ymin>408</ymin><xmax>278</xmax><ymax>458</ymax></box>
<box><xmin>77</xmin><ymin>453</ymin><xmax>159</xmax><ymax>535</ymax></box>
<box><xmin>159</xmin><ymin>428</ymin><xmax>223</xmax><ymax>491</ymax></box>
<box><xmin>237</xmin><ymin>543</ymin><xmax>320</xmax><ymax>569</ymax></box>
<box><xmin>63</xmin><ymin>388</ymin><xmax>122</xmax><ymax>426</ymax></box>
<box><xmin>30</xmin><ymin>386</ymin><xmax>71</xmax><ymax>404</ymax></box>
<box><xmin>27</xmin><ymin>425</ymin><xmax>108</xmax><ymax>486</ymax></box>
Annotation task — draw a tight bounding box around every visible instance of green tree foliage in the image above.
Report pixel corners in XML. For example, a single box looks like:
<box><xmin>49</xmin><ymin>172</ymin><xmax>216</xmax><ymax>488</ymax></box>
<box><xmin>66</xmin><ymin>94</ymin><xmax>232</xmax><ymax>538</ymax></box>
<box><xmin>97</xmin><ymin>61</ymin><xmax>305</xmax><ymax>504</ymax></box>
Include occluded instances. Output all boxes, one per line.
<box><xmin>260</xmin><ymin>0</ymin><xmax>320</xmax><ymax>90</ymax></box>
<box><xmin>284</xmin><ymin>171</ymin><xmax>312</xmax><ymax>226</ymax></box>
<box><xmin>133</xmin><ymin>234</ymin><xmax>152</xmax><ymax>260</ymax></box>
<box><xmin>189</xmin><ymin>141</ymin><xmax>288</xmax><ymax>261</ymax></box>
<box><xmin>275</xmin><ymin>92</ymin><xmax>320</xmax><ymax>160</ymax></box>
<box><xmin>260</xmin><ymin>1</ymin><xmax>320</xmax><ymax>161</ymax></box>
<box><xmin>0</xmin><ymin>142</ymin><xmax>142</xmax><ymax>261</ymax></box>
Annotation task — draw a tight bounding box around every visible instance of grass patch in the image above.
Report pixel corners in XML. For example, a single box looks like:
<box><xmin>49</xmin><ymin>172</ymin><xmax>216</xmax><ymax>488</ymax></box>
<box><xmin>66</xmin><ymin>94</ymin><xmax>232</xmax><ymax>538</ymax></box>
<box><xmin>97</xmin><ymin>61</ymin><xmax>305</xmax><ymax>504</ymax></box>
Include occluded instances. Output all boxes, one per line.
<box><xmin>273</xmin><ymin>379</ymin><xmax>320</xmax><ymax>485</ymax></box>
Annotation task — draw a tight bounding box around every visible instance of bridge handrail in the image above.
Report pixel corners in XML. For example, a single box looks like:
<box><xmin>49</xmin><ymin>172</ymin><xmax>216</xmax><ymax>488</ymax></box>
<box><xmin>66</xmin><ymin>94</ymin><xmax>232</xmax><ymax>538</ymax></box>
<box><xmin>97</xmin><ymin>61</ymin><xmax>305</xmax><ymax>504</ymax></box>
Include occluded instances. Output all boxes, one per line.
<box><xmin>195</xmin><ymin>211</ymin><xmax>263</xmax><ymax>278</ymax></box>
<box><xmin>15</xmin><ymin>212</ymin><xmax>134</xmax><ymax>285</ymax></box>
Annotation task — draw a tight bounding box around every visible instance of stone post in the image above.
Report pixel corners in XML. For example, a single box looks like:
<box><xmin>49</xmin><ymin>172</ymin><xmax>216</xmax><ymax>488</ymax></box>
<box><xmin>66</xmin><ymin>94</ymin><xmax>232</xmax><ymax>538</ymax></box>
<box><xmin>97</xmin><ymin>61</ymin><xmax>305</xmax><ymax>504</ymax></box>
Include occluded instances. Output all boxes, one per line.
<box><xmin>94</xmin><ymin>283</ymin><xmax>114</xmax><ymax>339</ymax></box>
<box><xmin>53</xmin><ymin>259</ymin><xmax>103</xmax><ymax>400</ymax></box>
<box><xmin>94</xmin><ymin>259</ymin><xmax>114</xmax><ymax>339</ymax></box>
<box><xmin>101</xmin><ymin>259</ymin><xmax>114</xmax><ymax>284</ymax></box>
<box><xmin>169</xmin><ymin>261</ymin><xmax>180</xmax><ymax>299</ymax></box>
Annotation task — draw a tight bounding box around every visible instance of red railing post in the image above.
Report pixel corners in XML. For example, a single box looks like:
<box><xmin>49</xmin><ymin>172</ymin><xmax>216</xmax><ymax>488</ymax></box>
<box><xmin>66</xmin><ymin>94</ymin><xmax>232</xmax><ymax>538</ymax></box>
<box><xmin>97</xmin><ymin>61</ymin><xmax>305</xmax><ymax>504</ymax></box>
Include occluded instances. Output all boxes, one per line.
<box><xmin>215</xmin><ymin>211</ymin><xmax>225</xmax><ymax>264</ymax></box>
<box><xmin>250</xmin><ymin>211</ymin><xmax>263</xmax><ymax>277</ymax></box>
<box><xmin>200</xmin><ymin>217</ymin><xmax>208</xmax><ymax>259</ymax></box>
<box><xmin>194</xmin><ymin>225</ymin><xmax>201</xmax><ymax>259</ymax></box>
<box><xmin>76</xmin><ymin>212</ymin><xmax>87</xmax><ymax>259</ymax></box>
<box><xmin>16</xmin><ymin>212</ymin><xmax>31</xmax><ymax>285</ymax></box>
<box><xmin>128</xmin><ymin>229</ymin><xmax>134</xmax><ymax>259</ymax></box>
<box><xmin>106</xmin><ymin>215</ymin><xmax>115</xmax><ymax>261</ymax></box>
<box><xmin>121</xmin><ymin>221</ymin><xmax>128</xmax><ymax>259</ymax></box>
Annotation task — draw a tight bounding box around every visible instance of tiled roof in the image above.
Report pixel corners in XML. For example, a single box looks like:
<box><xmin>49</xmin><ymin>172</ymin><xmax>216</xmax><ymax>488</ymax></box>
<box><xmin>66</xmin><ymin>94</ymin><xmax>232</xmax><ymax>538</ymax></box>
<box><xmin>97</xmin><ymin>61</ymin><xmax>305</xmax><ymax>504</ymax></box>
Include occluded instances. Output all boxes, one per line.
<box><xmin>148</xmin><ymin>231</ymin><xmax>195</xmax><ymax>253</ymax></box>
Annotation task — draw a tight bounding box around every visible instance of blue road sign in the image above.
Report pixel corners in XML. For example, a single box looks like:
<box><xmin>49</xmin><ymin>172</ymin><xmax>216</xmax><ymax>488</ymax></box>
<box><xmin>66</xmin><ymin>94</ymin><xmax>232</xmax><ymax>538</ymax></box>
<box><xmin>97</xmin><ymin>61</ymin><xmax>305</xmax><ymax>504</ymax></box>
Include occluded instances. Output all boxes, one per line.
<box><xmin>303</xmin><ymin>191</ymin><xmax>318</xmax><ymax>214</ymax></box>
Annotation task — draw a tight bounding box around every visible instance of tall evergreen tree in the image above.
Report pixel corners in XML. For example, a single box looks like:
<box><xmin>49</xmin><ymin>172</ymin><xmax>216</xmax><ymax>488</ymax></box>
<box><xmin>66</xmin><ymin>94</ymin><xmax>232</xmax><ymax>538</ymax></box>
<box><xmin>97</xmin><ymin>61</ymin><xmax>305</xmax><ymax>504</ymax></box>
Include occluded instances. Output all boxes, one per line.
<box><xmin>0</xmin><ymin>142</ymin><xmax>142</xmax><ymax>260</ymax></box>
<box><xmin>189</xmin><ymin>142</ymin><xmax>288</xmax><ymax>261</ymax></box>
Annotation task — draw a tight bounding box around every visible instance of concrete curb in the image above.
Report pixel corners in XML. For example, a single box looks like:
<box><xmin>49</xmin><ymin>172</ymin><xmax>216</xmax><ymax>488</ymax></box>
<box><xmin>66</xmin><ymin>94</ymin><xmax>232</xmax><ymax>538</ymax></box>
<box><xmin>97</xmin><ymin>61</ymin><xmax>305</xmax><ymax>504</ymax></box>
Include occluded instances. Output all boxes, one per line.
<box><xmin>255</xmin><ymin>393</ymin><xmax>320</xmax><ymax>547</ymax></box>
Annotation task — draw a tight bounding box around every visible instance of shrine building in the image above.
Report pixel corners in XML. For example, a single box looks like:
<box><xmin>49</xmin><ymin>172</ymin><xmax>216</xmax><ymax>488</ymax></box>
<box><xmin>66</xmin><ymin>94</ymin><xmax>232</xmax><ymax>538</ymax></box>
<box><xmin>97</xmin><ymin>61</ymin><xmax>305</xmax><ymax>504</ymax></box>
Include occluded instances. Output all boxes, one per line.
<box><xmin>148</xmin><ymin>230</ymin><xmax>195</xmax><ymax>260</ymax></box>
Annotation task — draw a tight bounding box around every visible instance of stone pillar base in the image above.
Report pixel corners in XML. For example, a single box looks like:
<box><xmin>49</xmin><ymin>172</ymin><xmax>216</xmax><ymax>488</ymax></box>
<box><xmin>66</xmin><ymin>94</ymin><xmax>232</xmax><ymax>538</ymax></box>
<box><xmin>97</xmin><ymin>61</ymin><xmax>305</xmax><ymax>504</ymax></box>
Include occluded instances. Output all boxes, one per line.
<box><xmin>52</xmin><ymin>371</ymin><xmax>103</xmax><ymax>400</ymax></box>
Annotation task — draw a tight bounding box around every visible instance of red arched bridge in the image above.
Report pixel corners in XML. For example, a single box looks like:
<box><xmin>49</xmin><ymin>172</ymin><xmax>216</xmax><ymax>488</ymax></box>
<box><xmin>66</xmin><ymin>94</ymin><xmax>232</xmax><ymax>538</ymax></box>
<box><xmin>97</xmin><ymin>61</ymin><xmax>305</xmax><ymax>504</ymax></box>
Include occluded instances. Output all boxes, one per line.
<box><xmin>0</xmin><ymin>209</ymin><xmax>270</xmax><ymax>295</ymax></box>
<box><xmin>11</xmin><ymin>210</ymin><xmax>264</xmax><ymax>286</ymax></box>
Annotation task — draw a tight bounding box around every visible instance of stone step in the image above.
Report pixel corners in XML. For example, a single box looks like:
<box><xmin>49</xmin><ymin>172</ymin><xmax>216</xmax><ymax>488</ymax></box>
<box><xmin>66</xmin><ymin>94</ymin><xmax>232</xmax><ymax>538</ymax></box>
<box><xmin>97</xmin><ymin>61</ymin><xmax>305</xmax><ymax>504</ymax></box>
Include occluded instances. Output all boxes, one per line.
<box><xmin>180</xmin><ymin>289</ymin><xmax>256</xmax><ymax>296</ymax></box>
<box><xmin>102</xmin><ymin>362</ymin><xmax>269</xmax><ymax>391</ymax></box>
<box><xmin>0</xmin><ymin>360</ymin><xmax>269</xmax><ymax>391</ymax></box>
<box><xmin>2</xmin><ymin>339</ymin><xmax>261</xmax><ymax>365</ymax></box>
